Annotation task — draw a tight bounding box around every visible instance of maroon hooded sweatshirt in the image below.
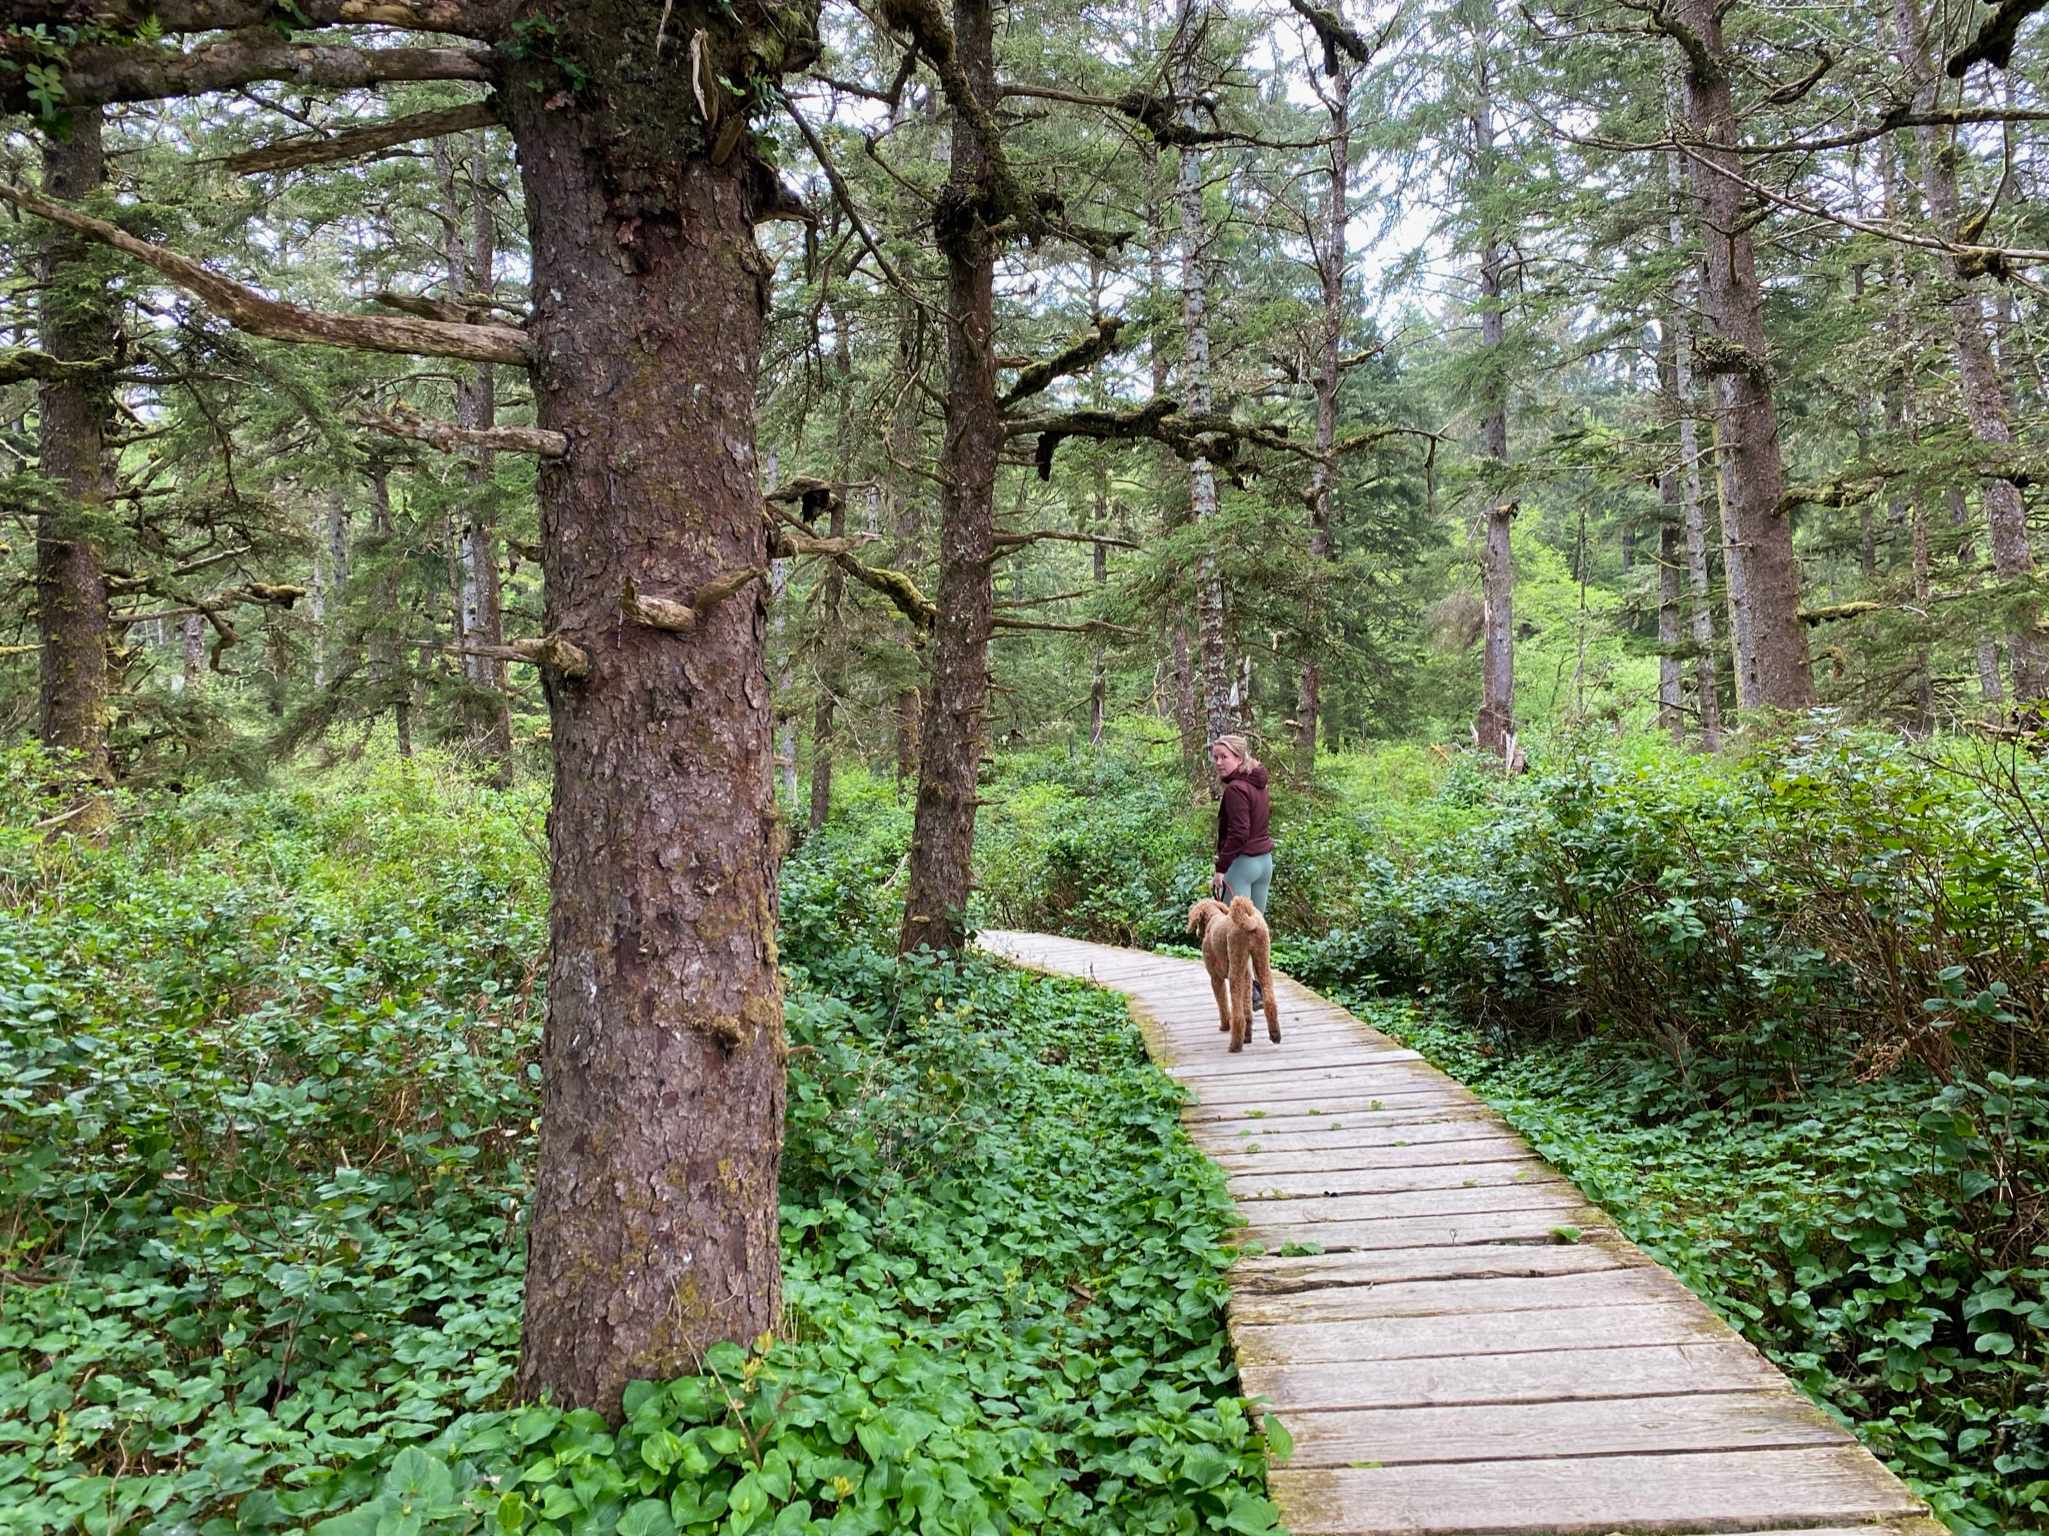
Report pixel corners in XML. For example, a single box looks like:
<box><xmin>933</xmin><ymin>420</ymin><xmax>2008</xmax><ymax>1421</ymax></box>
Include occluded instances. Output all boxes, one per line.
<box><xmin>1215</xmin><ymin>762</ymin><xmax>1275</xmax><ymax>874</ymax></box>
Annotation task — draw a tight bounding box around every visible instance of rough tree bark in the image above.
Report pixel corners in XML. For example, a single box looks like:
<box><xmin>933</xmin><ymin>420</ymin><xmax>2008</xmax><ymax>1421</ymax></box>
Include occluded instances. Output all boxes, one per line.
<box><xmin>1893</xmin><ymin>0</ymin><xmax>2046</xmax><ymax>701</ymax></box>
<box><xmin>899</xmin><ymin>0</ymin><xmax>1002</xmax><ymax>953</ymax></box>
<box><xmin>36</xmin><ymin>107</ymin><xmax>117</xmax><ymax>800</ymax></box>
<box><xmin>1669</xmin><ymin>0</ymin><xmax>1815</xmax><ymax>711</ymax></box>
<box><xmin>496</xmin><ymin>1</ymin><xmax>812</xmax><ymax>1414</ymax></box>
<box><xmin>1471</xmin><ymin>53</ymin><xmax>1515</xmax><ymax>759</ymax></box>
<box><xmin>1173</xmin><ymin>0</ymin><xmax>1233</xmax><ymax>745</ymax></box>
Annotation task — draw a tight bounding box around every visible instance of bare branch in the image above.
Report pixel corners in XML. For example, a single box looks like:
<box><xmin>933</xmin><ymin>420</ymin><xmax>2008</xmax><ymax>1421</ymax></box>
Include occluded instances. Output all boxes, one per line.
<box><xmin>0</xmin><ymin>181</ymin><xmax>531</xmax><ymax>365</ymax></box>
<box><xmin>15</xmin><ymin>40</ymin><xmax>492</xmax><ymax>110</ymax></box>
<box><xmin>224</xmin><ymin>101</ymin><xmax>499</xmax><ymax>176</ymax></box>
<box><xmin>443</xmin><ymin>634</ymin><xmax>589</xmax><ymax>677</ymax></box>
<box><xmin>991</xmin><ymin>527</ymin><xmax>1140</xmax><ymax>555</ymax></box>
<box><xmin>357</xmin><ymin>405</ymin><xmax>567</xmax><ymax>457</ymax></box>
<box><xmin>990</xmin><ymin>615</ymin><xmax>1138</xmax><ymax>637</ymax></box>
<box><xmin>0</xmin><ymin>2</ymin><xmax>503</xmax><ymax>34</ymax></box>
<box><xmin>621</xmin><ymin>570</ymin><xmax>767</xmax><ymax>633</ymax></box>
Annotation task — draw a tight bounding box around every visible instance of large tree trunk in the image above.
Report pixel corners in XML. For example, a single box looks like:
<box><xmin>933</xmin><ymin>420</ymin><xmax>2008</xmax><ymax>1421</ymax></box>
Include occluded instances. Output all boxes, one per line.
<box><xmin>1671</xmin><ymin>0</ymin><xmax>1814</xmax><ymax>712</ymax></box>
<box><xmin>1471</xmin><ymin>63</ymin><xmax>1515</xmax><ymax>759</ymax></box>
<box><xmin>1173</xmin><ymin>0</ymin><xmax>1232</xmax><ymax>744</ymax></box>
<box><xmin>1893</xmin><ymin>0</ymin><xmax>2045</xmax><ymax>701</ymax></box>
<box><xmin>502</xmin><ymin>9</ymin><xmax>794</xmax><ymax>1413</ymax></box>
<box><xmin>1296</xmin><ymin>33</ymin><xmax>1351</xmax><ymax>781</ymax></box>
<box><xmin>36</xmin><ymin>107</ymin><xmax>116</xmax><ymax>799</ymax></box>
<box><xmin>900</xmin><ymin>0</ymin><xmax>1001</xmax><ymax>954</ymax></box>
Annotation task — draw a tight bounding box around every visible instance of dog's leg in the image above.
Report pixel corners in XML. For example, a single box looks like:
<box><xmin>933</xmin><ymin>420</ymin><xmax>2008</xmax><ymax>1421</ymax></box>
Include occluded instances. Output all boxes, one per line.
<box><xmin>1210</xmin><ymin>969</ymin><xmax>1231</xmax><ymax>1034</ymax></box>
<box><xmin>1230</xmin><ymin>953</ymin><xmax>1250</xmax><ymax>1052</ymax></box>
<box><xmin>1257</xmin><ymin>936</ymin><xmax>1280</xmax><ymax>1043</ymax></box>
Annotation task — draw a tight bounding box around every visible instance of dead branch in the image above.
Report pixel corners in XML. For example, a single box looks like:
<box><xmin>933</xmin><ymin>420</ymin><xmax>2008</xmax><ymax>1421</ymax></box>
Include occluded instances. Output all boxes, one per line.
<box><xmin>1283</xmin><ymin>0</ymin><xmax>1377</xmax><ymax>73</ymax></box>
<box><xmin>1948</xmin><ymin>0</ymin><xmax>2049</xmax><ymax>76</ymax></box>
<box><xmin>990</xmin><ymin>615</ymin><xmax>1138</xmax><ymax>637</ymax></box>
<box><xmin>10</xmin><ymin>39</ymin><xmax>492</xmax><ymax>111</ymax></box>
<box><xmin>991</xmin><ymin>527</ymin><xmax>1140</xmax><ymax>554</ymax></box>
<box><xmin>0</xmin><ymin>346</ymin><xmax>111</xmax><ymax>385</ymax></box>
<box><xmin>621</xmin><ymin>570</ymin><xmax>767</xmax><ymax>634</ymax></box>
<box><xmin>0</xmin><ymin>182</ymin><xmax>531</xmax><ymax>366</ymax></box>
<box><xmin>1000</xmin><ymin>316</ymin><xmax>1129</xmax><ymax>408</ymax></box>
<box><xmin>357</xmin><ymin>405</ymin><xmax>568</xmax><ymax>458</ymax></box>
<box><xmin>445</xmin><ymin>635</ymin><xmax>589</xmax><ymax>678</ymax></box>
<box><xmin>224</xmin><ymin>101</ymin><xmax>498</xmax><ymax>175</ymax></box>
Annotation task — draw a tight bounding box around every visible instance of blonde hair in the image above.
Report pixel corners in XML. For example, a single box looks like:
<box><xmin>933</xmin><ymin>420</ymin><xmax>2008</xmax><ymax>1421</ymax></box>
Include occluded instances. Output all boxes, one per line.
<box><xmin>1210</xmin><ymin>733</ymin><xmax>1252</xmax><ymax>764</ymax></box>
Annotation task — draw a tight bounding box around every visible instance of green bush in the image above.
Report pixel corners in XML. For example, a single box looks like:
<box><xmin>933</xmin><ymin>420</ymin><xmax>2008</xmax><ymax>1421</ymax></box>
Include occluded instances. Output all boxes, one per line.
<box><xmin>0</xmin><ymin>751</ymin><xmax>1283</xmax><ymax>1535</ymax></box>
<box><xmin>1290</xmin><ymin>725</ymin><xmax>2049</xmax><ymax>1083</ymax></box>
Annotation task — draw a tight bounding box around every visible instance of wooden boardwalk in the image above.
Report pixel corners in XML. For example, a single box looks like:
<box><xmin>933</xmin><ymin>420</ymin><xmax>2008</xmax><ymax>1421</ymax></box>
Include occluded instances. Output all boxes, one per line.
<box><xmin>978</xmin><ymin>931</ymin><xmax>1941</xmax><ymax>1536</ymax></box>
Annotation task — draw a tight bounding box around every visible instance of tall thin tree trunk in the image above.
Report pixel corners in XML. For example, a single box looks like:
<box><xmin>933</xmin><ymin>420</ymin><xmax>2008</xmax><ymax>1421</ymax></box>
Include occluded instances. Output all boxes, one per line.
<box><xmin>1472</xmin><ymin>60</ymin><xmax>1516</xmax><ymax>759</ymax></box>
<box><xmin>1174</xmin><ymin>0</ymin><xmax>1232</xmax><ymax>743</ymax></box>
<box><xmin>900</xmin><ymin>0</ymin><xmax>1001</xmax><ymax>954</ymax></box>
<box><xmin>1664</xmin><ymin>145</ymin><xmax>1722</xmax><ymax>751</ymax></box>
<box><xmin>1671</xmin><ymin>0</ymin><xmax>1815</xmax><ymax>711</ymax></box>
<box><xmin>367</xmin><ymin>465</ymin><xmax>409</xmax><ymax>756</ymax></box>
<box><xmin>501</xmin><ymin>21</ymin><xmax>789</xmax><ymax>1411</ymax></box>
<box><xmin>180</xmin><ymin>613</ymin><xmax>206</xmax><ymax>693</ymax></box>
<box><xmin>1893</xmin><ymin>0</ymin><xmax>2045</xmax><ymax>700</ymax></box>
<box><xmin>36</xmin><ymin>106</ymin><xmax>116</xmax><ymax>799</ymax></box>
<box><xmin>1089</xmin><ymin>456</ymin><xmax>1109</xmax><ymax>748</ymax></box>
<box><xmin>1296</xmin><ymin>26</ymin><xmax>1352</xmax><ymax>780</ymax></box>
<box><xmin>440</xmin><ymin>133</ymin><xmax>513</xmax><ymax>768</ymax></box>
<box><xmin>808</xmin><ymin>500</ymin><xmax>847</xmax><ymax>832</ymax></box>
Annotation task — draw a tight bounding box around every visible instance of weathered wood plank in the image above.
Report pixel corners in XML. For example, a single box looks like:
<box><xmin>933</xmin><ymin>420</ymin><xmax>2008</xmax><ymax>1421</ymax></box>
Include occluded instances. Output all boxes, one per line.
<box><xmin>1211</xmin><ymin>1135</ymin><xmax>1536</xmax><ymax>1173</ymax></box>
<box><xmin>1234</xmin><ymin>1300</ymin><xmax>1736</xmax><ymax>1366</ymax></box>
<box><xmin>1276</xmin><ymin>1390</ymin><xmax>1851</xmax><ymax>1467</ymax></box>
<box><xmin>1235</xmin><ymin>1183</ymin><xmax>1596</xmax><ymax>1226</ymax></box>
<box><xmin>1224</xmin><ymin>1156</ymin><xmax>1556</xmax><ymax>1199</ymax></box>
<box><xmin>1240</xmin><ymin>1339</ymin><xmax>1783</xmax><ymax>1410</ymax></box>
<box><xmin>1229</xmin><ymin>1264</ymin><xmax>1691</xmax><ymax>1325</ymax></box>
<box><xmin>1183</xmin><ymin>1089</ymin><xmax>1474</xmax><ymax>1123</ymax></box>
<box><xmin>1242</xmin><ymin>1206</ymin><xmax>1616</xmax><ymax>1253</ymax></box>
<box><xmin>1235</xmin><ymin>1237</ymin><xmax>1645</xmax><ymax>1292</ymax></box>
<box><xmin>1268</xmin><ymin>1448</ymin><xmax>1926</xmax><ymax>1534</ymax></box>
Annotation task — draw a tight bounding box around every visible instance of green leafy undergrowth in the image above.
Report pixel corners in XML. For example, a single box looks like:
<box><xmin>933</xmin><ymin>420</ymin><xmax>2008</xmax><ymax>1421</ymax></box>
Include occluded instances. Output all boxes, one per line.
<box><xmin>1</xmin><ymin>755</ymin><xmax>1283</xmax><ymax>1535</ymax></box>
<box><xmin>1343</xmin><ymin>996</ymin><xmax>2047</xmax><ymax>1535</ymax></box>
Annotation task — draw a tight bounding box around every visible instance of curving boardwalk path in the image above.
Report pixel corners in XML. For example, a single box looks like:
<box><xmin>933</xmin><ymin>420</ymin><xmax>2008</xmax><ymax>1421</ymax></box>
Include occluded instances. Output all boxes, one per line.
<box><xmin>978</xmin><ymin>931</ymin><xmax>1942</xmax><ymax>1536</ymax></box>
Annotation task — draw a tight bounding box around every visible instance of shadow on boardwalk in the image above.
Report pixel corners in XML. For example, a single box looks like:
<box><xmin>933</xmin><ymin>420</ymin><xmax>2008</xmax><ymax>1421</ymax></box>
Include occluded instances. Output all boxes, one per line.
<box><xmin>979</xmin><ymin>931</ymin><xmax>1943</xmax><ymax>1536</ymax></box>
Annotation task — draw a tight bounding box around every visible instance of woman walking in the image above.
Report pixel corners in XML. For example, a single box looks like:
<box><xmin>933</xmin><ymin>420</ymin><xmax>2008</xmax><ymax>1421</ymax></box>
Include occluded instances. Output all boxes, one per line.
<box><xmin>1210</xmin><ymin>736</ymin><xmax>1275</xmax><ymax>1007</ymax></box>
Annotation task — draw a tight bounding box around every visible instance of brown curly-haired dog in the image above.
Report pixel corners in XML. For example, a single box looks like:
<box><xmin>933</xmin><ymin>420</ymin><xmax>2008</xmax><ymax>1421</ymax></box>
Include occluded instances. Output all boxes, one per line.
<box><xmin>1187</xmin><ymin>896</ymin><xmax>1280</xmax><ymax>1053</ymax></box>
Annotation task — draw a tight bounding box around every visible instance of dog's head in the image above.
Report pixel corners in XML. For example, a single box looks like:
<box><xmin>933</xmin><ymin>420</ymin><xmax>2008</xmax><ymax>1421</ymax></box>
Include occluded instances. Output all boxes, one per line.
<box><xmin>1187</xmin><ymin>898</ymin><xmax>1224</xmax><ymax>937</ymax></box>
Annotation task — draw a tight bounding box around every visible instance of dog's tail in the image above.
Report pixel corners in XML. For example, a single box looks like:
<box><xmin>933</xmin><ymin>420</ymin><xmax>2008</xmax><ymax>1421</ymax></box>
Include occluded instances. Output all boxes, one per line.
<box><xmin>1229</xmin><ymin>895</ymin><xmax>1261</xmax><ymax>931</ymax></box>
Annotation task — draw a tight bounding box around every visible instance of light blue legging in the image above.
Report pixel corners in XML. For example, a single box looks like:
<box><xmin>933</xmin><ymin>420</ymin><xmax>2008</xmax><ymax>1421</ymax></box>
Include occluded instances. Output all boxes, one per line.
<box><xmin>1222</xmin><ymin>851</ymin><xmax>1273</xmax><ymax>917</ymax></box>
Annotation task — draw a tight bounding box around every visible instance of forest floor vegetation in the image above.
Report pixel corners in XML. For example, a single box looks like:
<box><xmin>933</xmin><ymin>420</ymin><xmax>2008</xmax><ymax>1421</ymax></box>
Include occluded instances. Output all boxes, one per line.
<box><xmin>0</xmin><ymin>747</ymin><xmax>1284</xmax><ymax>1536</ymax></box>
